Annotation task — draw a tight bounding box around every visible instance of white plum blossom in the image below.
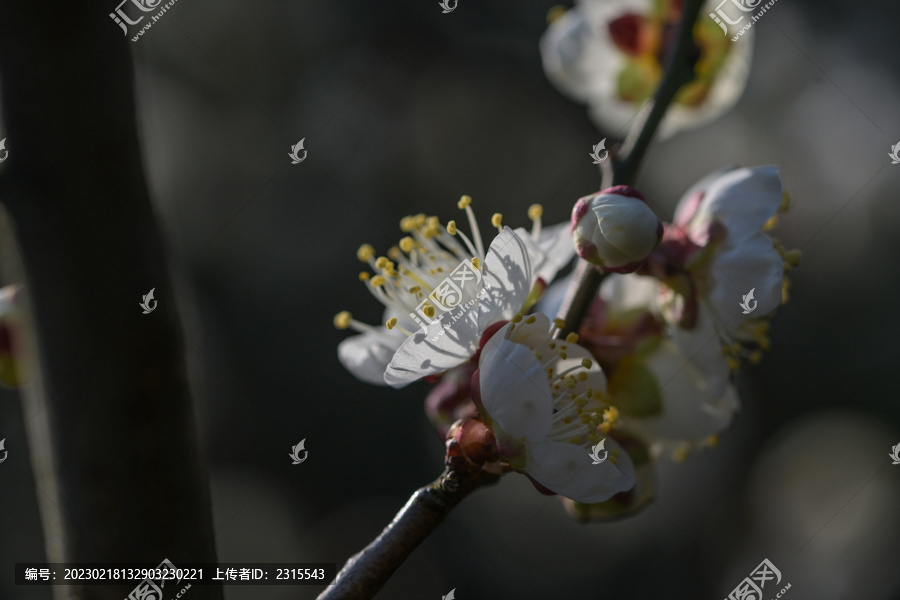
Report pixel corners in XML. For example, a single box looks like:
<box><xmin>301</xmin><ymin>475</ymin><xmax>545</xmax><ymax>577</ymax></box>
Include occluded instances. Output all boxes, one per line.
<box><xmin>540</xmin><ymin>0</ymin><xmax>753</xmax><ymax>138</ymax></box>
<box><xmin>571</xmin><ymin>185</ymin><xmax>663</xmax><ymax>273</ymax></box>
<box><xmin>335</xmin><ymin>198</ymin><xmax>574</xmax><ymax>387</ymax></box>
<box><xmin>474</xmin><ymin>312</ymin><xmax>635</xmax><ymax>503</ymax></box>
<box><xmin>643</xmin><ymin>165</ymin><xmax>800</xmax><ymax>370</ymax></box>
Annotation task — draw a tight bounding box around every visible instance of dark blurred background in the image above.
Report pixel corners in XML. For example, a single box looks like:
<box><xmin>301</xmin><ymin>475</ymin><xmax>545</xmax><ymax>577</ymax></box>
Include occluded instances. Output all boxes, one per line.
<box><xmin>2</xmin><ymin>0</ymin><xmax>900</xmax><ymax>598</ymax></box>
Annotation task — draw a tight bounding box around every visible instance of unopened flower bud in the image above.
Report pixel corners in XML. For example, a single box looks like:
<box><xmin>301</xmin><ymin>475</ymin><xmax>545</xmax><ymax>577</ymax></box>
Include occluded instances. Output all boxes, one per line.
<box><xmin>571</xmin><ymin>186</ymin><xmax>663</xmax><ymax>273</ymax></box>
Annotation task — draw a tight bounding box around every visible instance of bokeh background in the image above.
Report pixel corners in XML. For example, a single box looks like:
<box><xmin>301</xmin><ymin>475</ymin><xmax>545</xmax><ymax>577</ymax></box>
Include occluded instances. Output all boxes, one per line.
<box><xmin>2</xmin><ymin>0</ymin><xmax>900</xmax><ymax>598</ymax></box>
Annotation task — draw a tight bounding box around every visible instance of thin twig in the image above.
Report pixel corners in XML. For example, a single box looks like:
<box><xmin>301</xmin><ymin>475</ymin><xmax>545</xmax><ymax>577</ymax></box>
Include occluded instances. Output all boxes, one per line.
<box><xmin>317</xmin><ymin>468</ymin><xmax>500</xmax><ymax>600</ymax></box>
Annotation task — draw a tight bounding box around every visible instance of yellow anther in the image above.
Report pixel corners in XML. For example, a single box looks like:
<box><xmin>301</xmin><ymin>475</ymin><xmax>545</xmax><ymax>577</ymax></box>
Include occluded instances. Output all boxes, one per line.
<box><xmin>577</xmin><ymin>372</ymin><xmax>588</xmax><ymax>381</ymax></box>
<box><xmin>528</xmin><ymin>204</ymin><xmax>543</xmax><ymax>220</ymax></box>
<box><xmin>386</xmin><ymin>317</ymin><xmax>398</xmax><ymax>330</ymax></box>
<box><xmin>546</xmin><ymin>5</ymin><xmax>567</xmax><ymax>24</ymax></box>
<box><xmin>548</xmin><ymin>342</ymin><xmax>556</xmax><ymax>349</ymax></box>
<box><xmin>471</xmin><ymin>257</ymin><xmax>480</xmax><ymax>270</ymax></box>
<box><xmin>357</xmin><ymin>244</ymin><xmax>375</xmax><ymax>262</ymax></box>
<box><xmin>568</xmin><ymin>436</ymin><xmax>583</xmax><ymax>444</ymax></box>
<box><xmin>783</xmin><ymin>249</ymin><xmax>802</xmax><ymax>268</ymax></box>
<box><xmin>782</xmin><ymin>278</ymin><xmax>791</xmax><ymax>304</ymax></box>
<box><xmin>599</xmin><ymin>422</ymin><xmax>612</xmax><ymax>434</ymax></box>
<box><xmin>511</xmin><ymin>314</ymin><xmax>523</xmax><ymax>323</ymax></box>
<box><xmin>446</xmin><ymin>220</ymin><xmax>457</xmax><ymax>235</ymax></box>
<box><xmin>375</xmin><ymin>256</ymin><xmax>391</xmax><ymax>269</ymax></box>
<box><xmin>387</xmin><ymin>246</ymin><xmax>402</xmax><ymax>261</ymax></box>
<box><xmin>399</xmin><ymin>216</ymin><xmax>418</xmax><ymax>232</ymax></box>
<box><xmin>779</xmin><ymin>191</ymin><xmax>792</xmax><ymax>212</ymax></box>
<box><xmin>749</xmin><ymin>350</ymin><xmax>763</xmax><ymax>364</ymax></box>
<box><xmin>603</xmin><ymin>406</ymin><xmax>620</xmax><ymax>425</ymax></box>
<box><xmin>359</xmin><ymin>272</ymin><xmax>370</xmax><ymax>282</ymax></box>
<box><xmin>334</xmin><ymin>311</ymin><xmax>352</xmax><ymax>330</ymax></box>
<box><xmin>673</xmin><ymin>445</ymin><xmax>691</xmax><ymax>463</ymax></box>
<box><xmin>566</xmin><ymin>332</ymin><xmax>579</xmax><ymax>343</ymax></box>
<box><xmin>706</xmin><ymin>434</ymin><xmax>720</xmax><ymax>448</ymax></box>
<box><xmin>587</xmin><ymin>432</ymin><xmax>603</xmax><ymax>444</ymax></box>
<box><xmin>564</xmin><ymin>378</ymin><xmax>577</xmax><ymax>389</ymax></box>
<box><xmin>399</xmin><ymin>236</ymin><xmax>415</xmax><ymax>253</ymax></box>
<box><xmin>370</xmin><ymin>275</ymin><xmax>387</xmax><ymax>287</ymax></box>
<box><xmin>525</xmin><ymin>315</ymin><xmax>537</xmax><ymax>324</ymax></box>
<box><xmin>553</xmin><ymin>318</ymin><xmax>566</xmax><ymax>329</ymax></box>
<box><xmin>458</xmin><ymin>195</ymin><xmax>472</xmax><ymax>209</ymax></box>
<box><xmin>762</xmin><ymin>214</ymin><xmax>779</xmax><ymax>232</ymax></box>
<box><xmin>423</xmin><ymin>304</ymin><xmax>435</xmax><ymax>318</ymax></box>
<box><xmin>413</xmin><ymin>213</ymin><xmax>426</xmax><ymax>228</ymax></box>
<box><xmin>408</xmin><ymin>286</ymin><xmax>421</xmax><ymax>294</ymax></box>
<box><xmin>491</xmin><ymin>213</ymin><xmax>503</xmax><ymax>228</ymax></box>
<box><xmin>585</xmin><ymin>388</ymin><xmax>593</xmax><ymax>398</ymax></box>
<box><xmin>558</xmin><ymin>351</ymin><xmax>567</xmax><ymax>359</ymax></box>
<box><xmin>581</xmin><ymin>358</ymin><xmax>592</xmax><ymax>369</ymax></box>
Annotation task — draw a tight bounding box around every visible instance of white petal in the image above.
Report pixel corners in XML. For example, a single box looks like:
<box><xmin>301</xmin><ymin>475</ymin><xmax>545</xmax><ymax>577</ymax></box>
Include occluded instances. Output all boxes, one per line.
<box><xmin>338</xmin><ymin>332</ymin><xmax>401</xmax><ymax>386</ymax></box>
<box><xmin>524</xmin><ymin>437</ymin><xmax>635</xmax><ymax>503</ymax></box>
<box><xmin>477</xmin><ymin>227</ymin><xmax>534</xmax><ymax>330</ymax></box>
<box><xmin>599</xmin><ymin>273</ymin><xmax>660</xmax><ymax>314</ymax></box>
<box><xmin>706</xmin><ymin>233</ymin><xmax>784</xmax><ymax>328</ymax></box>
<box><xmin>691</xmin><ymin>166</ymin><xmax>784</xmax><ymax>242</ymax></box>
<box><xmin>515</xmin><ymin>221</ymin><xmax>575</xmax><ymax>284</ymax></box>
<box><xmin>479</xmin><ymin>333</ymin><xmax>553</xmax><ymax>441</ymax></box>
<box><xmin>628</xmin><ymin>338</ymin><xmax>738</xmax><ymax>442</ymax></box>
<box><xmin>383</xmin><ymin>307</ymin><xmax>482</xmax><ymax>388</ymax></box>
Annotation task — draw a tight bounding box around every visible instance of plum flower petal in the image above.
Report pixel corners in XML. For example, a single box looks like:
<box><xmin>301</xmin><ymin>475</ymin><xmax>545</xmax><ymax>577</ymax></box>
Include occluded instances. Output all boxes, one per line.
<box><xmin>476</xmin><ymin>313</ymin><xmax>635</xmax><ymax>503</ymax></box>
<box><xmin>525</xmin><ymin>437</ymin><xmax>635</xmax><ymax>504</ymax></box>
<box><xmin>385</xmin><ymin>226</ymin><xmax>532</xmax><ymax>387</ymax></box>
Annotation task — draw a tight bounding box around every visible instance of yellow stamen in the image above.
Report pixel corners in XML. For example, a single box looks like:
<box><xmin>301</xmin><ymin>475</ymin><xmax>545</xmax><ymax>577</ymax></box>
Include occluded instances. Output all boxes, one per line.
<box><xmin>386</xmin><ymin>317</ymin><xmax>398</xmax><ymax>330</ymax></box>
<box><xmin>511</xmin><ymin>313</ymin><xmax>523</xmax><ymax>323</ymax></box>
<box><xmin>370</xmin><ymin>275</ymin><xmax>387</xmax><ymax>287</ymax></box>
<box><xmin>334</xmin><ymin>311</ymin><xmax>352</xmax><ymax>330</ymax></box>
<box><xmin>706</xmin><ymin>434</ymin><xmax>720</xmax><ymax>448</ymax></box>
<box><xmin>762</xmin><ymin>214</ymin><xmax>779</xmax><ymax>232</ymax></box>
<box><xmin>423</xmin><ymin>304</ymin><xmax>435</xmax><ymax>318</ymax></box>
<box><xmin>399</xmin><ymin>236</ymin><xmax>415</xmax><ymax>253</ymax></box>
<box><xmin>553</xmin><ymin>318</ymin><xmax>566</xmax><ymax>329</ymax></box>
<box><xmin>446</xmin><ymin>220</ymin><xmax>457</xmax><ymax>235</ymax></box>
<box><xmin>581</xmin><ymin>358</ymin><xmax>592</xmax><ymax>369</ymax></box>
<box><xmin>359</xmin><ymin>272</ymin><xmax>370</xmax><ymax>282</ymax></box>
<box><xmin>491</xmin><ymin>213</ymin><xmax>503</xmax><ymax>232</ymax></box>
<box><xmin>471</xmin><ymin>257</ymin><xmax>480</xmax><ymax>270</ymax></box>
<box><xmin>528</xmin><ymin>204</ymin><xmax>543</xmax><ymax>220</ymax></box>
<box><xmin>357</xmin><ymin>244</ymin><xmax>375</xmax><ymax>262</ymax></box>
<box><xmin>546</xmin><ymin>5</ymin><xmax>567</xmax><ymax>24</ymax></box>
<box><xmin>558</xmin><ymin>351</ymin><xmax>567</xmax><ymax>359</ymax></box>
<box><xmin>525</xmin><ymin>315</ymin><xmax>536</xmax><ymax>324</ymax></box>
<box><xmin>375</xmin><ymin>256</ymin><xmax>390</xmax><ymax>270</ymax></box>
<box><xmin>780</xmin><ymin>191</ymin><xmax>792</xmax><ymax>212</ymax></box>
<box><xmin>566</xmin><ymin>332</ymin><xmax>579</xmax><ymax>343</ymax></box>
<box><xmin>458</xmin><ymin>195</ymin><xmax>472</xmax><ymax>209</ymax></box>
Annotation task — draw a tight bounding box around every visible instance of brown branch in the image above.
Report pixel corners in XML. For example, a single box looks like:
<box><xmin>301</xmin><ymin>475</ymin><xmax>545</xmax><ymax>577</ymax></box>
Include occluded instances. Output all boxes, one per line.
<box><xmin>0</xmin><ymin>3</ymin><xmax>221</xmax><ymax>599</ymax></box>
<box><xmin>318</xmin><ymin>468</ymin><xmax>500</xmax><ymax>600</ymax></box>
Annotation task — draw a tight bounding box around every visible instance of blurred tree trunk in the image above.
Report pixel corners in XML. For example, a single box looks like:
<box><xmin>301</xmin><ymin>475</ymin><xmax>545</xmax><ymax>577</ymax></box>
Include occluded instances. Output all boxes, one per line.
<box><xmin>0</xmin><ymin>3</ymin><xmax>221</xmax><ymax>599</ymax></box>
